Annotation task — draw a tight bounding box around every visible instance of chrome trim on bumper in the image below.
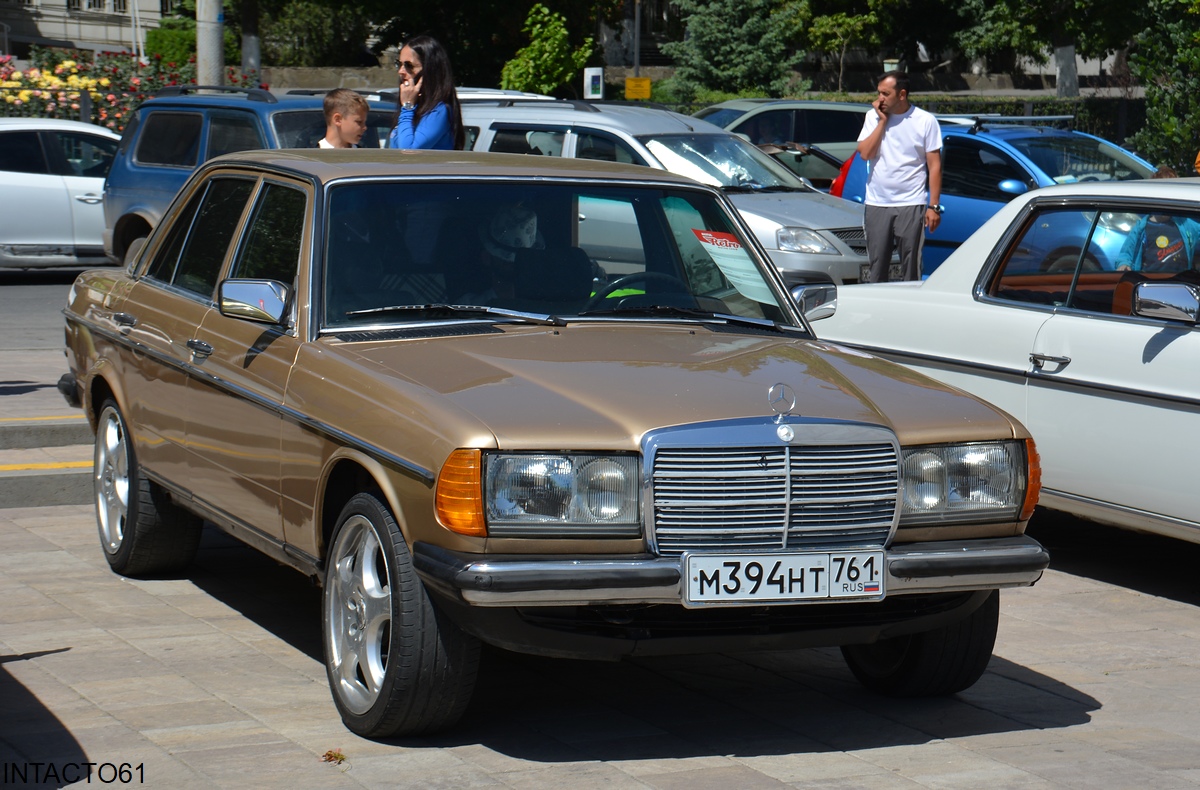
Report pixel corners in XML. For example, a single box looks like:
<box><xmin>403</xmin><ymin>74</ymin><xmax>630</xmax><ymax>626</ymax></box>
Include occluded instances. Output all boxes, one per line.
<box><xmin>413</xmin><ymin>535</ymin><xmax>1048</xmax><ymax>607</ymax></box>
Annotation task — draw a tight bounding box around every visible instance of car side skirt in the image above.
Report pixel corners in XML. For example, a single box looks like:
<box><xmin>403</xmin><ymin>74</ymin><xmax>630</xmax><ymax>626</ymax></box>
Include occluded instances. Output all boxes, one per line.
<box><xmin>1040</xmin><ymin>489</ymin><xmax>1200</xmax><ymax>546</ymax></box>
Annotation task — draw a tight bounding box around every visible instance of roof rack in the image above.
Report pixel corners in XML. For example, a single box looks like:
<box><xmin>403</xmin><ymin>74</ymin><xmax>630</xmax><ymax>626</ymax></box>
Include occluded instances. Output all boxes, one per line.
<box><xmin>155</xmin><ymin>85</ymin><xmax>277</xmax><ymax>103</ymax></box>
<box><xmin>284</xmin><ymin>88</ymin><xmax>395</xmax><ymax>102</ymax></box>
<box><xmin>954</xmin><ymin>114</ymin><xmax>1076</xmax><ymax>134</ymax></box>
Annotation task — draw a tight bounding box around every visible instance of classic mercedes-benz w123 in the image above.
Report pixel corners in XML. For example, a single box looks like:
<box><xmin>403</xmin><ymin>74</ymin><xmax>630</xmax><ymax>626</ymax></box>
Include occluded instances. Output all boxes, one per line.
<box><xmin>60</xmin><ymin>149</ymin><xmax>1047</xmax><ymax>738</ymax></box>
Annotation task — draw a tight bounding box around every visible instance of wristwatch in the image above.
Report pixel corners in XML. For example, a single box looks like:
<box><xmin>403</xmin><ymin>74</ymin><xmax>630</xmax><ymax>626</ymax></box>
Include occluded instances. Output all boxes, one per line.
<box><xmin>402</xmin><ymin>101</ymin><xmax>416</xmax><ymax>110</ymax></box>
<box><xmin>928</xmin><ymin>203</ymin><xmax>945</xmax><ymax>214</ymax></box>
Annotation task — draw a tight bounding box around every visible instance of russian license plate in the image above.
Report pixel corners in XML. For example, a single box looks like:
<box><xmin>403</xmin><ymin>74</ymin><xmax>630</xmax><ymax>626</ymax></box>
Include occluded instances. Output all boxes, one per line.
<box><xmin>684</xmin><ymin>551</ymin><xmax>885</xmax><ymax>607</ymax></box>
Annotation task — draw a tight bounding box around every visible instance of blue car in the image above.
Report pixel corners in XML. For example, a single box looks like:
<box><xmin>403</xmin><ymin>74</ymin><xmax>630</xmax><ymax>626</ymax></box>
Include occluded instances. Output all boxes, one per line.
<box><xmin>831</xmin><ymin>119</ymin><xmax>1157</xmax><ymax>276</ymax></box>
<box><xmin>103</xmin><ymin>86</ymin><xmax>397</xmax><ymax>264</ymax></box>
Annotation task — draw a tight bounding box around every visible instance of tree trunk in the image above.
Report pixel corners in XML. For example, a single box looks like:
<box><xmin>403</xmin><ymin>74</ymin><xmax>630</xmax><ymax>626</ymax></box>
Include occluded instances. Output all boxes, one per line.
<box><xmin>1055</xmin><ymin>43</ymin><xmax>1078</xmax><ymax>98</ymax></box>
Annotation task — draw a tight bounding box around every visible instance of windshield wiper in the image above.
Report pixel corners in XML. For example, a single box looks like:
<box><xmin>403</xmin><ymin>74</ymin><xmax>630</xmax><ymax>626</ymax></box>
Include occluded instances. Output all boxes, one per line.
<box><xmin>578</xmin><ymin>304</ymin><xmax>806</xmax><ymax>333</ymax></box>
<box><xmin>345</xmin><ymin>303</ymin><xmax>566</xmax><ymax>326</ymax></box>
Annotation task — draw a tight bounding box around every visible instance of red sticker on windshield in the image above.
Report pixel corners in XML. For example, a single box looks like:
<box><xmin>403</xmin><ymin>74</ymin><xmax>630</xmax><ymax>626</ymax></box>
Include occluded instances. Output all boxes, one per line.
<box><xmin>693</xmin><ymin>229</ymin><xmax>741</xmax><ymax>249</ymax></box>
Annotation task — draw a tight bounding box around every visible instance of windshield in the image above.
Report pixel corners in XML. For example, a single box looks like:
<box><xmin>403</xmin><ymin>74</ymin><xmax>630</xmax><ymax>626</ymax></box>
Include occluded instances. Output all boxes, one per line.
<box><xmin>692</xmin><ymin>107</ymin><xmax>747</xmax><ymax>127</ymax></box>
<box><xmin>1008</xmin><ymin>135</ymin><xmax>1154</xmax><ymax>183</ymax></box>
<box><xmin>322</xmin><ymin>180</ymin><xmax>793</xmax><ymax>330</ymax></box>
<box><xmin>638</xmin><ymin>133</ymin><xmax>810</xmax><ymax>191</ymax></box>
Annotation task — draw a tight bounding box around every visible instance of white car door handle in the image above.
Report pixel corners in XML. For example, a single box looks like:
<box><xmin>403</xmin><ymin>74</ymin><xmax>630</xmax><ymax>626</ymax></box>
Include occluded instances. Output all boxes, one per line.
<box><xmin>1030</xmin><ymin>353</ymin><xmax>1071</xmax><ymax>369</ymax></box>
<box><xmin>74</xmin><ymin>193</ymin><xmax>103</xmax><ymax>204</ymax></box>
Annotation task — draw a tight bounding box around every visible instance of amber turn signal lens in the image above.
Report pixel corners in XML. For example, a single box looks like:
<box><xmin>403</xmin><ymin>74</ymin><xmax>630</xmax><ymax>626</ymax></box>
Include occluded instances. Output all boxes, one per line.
<box><xmin>436</xmin><ymin>449</ymin><xmax>487</xmax><ymax>537</ymax></box>
<box><xmin>1020</xmin><ymin>438</ymin><xmax>1041</xmax><ymax>522</ymax></box>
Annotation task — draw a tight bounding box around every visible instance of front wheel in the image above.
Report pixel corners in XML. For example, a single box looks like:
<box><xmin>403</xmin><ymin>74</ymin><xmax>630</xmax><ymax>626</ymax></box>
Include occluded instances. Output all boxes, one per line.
<box><xmin>840</xmin><ymin>589</ymin><xmax>999</xmax><ymax>697</ymax></box>
<box><xmin>94</xmin><ymin>399</ymin><xmax>202</xmax><ymax>577</ymax></box>
<box><xmin>323</xmin><ymin>492</ymin><xmax>480</xmax><ymax>737</ymax></box>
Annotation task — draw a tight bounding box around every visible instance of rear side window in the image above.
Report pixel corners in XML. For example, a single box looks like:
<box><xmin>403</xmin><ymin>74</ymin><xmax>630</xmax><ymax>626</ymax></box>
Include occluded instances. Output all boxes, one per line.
<box><xmin>271</xmin><ymin>110</ymin><xmax>391</xmax><ymax>148</ymax></box>
<box><xmin>135</xmin><ymin>112</ymin><xmax>202</xmax><ymax>167</ymax></box>
<box><xmin>207</xmin><ymin>113</ymin><xmax>265</xmax><ymax>159</ymax></box>
<box><xmin>488</xmin><ymin>128</ymin><xmax>565</xmax><ymax>156</ymax></box>
<box><xmin>0</xmin><ymin>131</ymin><xmax>49</xmax><ymax>174</ymax></box>
<box><xmin>146</xmin><ymin>177</ymin><xmax>255</xmax><ymax>297</ymax></box>
<box><xmin>575</xmin><ymin>132</ymin><xmax>640</xmax><ymax>164</ymax></box>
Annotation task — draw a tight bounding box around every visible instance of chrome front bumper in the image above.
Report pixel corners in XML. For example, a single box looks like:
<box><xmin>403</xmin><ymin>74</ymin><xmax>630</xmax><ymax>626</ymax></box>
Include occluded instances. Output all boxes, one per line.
<box><xmin>413</xmin><ymin>535</ymin><xmax>1049</xmax><ymax>607</ymax></box>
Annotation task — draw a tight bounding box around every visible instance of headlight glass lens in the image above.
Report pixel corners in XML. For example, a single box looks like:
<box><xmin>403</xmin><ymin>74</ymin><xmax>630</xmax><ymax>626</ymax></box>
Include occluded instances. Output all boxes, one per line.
<box><xmin>486</xmin><ymin>453</ymin><xmax>640</xmax><ymax>536</ymax></box>
<box><xmin>776</xmin><ymin>227</ymin><xmax>838</xmax><ymax>254</ymax></box>
<box><xmin>900</xmin><ymin>442</ymin><xmax>1026</xmax><ymax>523</ymax></box>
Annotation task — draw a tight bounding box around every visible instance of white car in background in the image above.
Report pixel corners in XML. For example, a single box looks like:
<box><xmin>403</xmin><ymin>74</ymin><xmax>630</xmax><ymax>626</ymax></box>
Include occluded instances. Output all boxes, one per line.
<box><xmin>462</xmin><ymin>100</ymin><xmax>879</xmax><ymax>285</ymax></box>
<box><xmin>0</xmin><ymin>117</ymin><xmax>120</xmax><ymax>268</ymax></box>
<box><xmin>807</xmin><ymin>179</ymin><xmax>1200</xmax><ymax>544</ymax></box>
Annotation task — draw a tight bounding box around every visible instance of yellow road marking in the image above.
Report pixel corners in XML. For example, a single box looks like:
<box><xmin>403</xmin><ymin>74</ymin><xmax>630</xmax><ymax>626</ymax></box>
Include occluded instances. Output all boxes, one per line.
<box><xmin>0</xmin><ymin>415</ymin><xmax>87</xmax><ymax>423</ymax></box>
<box><xmin>0</xmin><ymin>461</ymin><xmax>92</xmax><ymax>471</ymax></box>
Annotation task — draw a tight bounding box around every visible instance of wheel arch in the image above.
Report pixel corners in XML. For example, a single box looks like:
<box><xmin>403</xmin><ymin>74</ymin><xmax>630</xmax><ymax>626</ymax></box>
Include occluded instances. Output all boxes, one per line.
<box><xmin>318</xmin><ymin>451</ymin><xmax>410</xmax><ymax>563</ymax></box>
<box><xmin>112</xmin><ymin>212</ymin><xmax>154</xmax><ymax>263</ymax></box>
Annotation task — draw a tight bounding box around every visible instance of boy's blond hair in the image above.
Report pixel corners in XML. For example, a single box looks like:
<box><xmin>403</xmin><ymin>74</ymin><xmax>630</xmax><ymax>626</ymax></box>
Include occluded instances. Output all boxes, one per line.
<box><xmin>324</xmin><ymin>89</ymin><xmax>369</xmax><ymax>124</ymax></box>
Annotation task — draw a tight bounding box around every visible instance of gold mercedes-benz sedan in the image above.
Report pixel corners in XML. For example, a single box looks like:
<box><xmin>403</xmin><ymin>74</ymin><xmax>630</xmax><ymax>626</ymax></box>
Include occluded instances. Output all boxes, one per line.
<box><xmin>61</xmin><ymin>149</ymin><xmax>1047</xmax><ymax>738</ymax></box>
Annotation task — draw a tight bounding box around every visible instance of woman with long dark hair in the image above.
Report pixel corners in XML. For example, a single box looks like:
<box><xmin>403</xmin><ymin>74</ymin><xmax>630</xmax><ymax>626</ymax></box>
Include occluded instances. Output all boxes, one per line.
<box><xmin>388</xmin><ymin>35</ymin><xmax>464</xmax><ymax>150</ymax></box>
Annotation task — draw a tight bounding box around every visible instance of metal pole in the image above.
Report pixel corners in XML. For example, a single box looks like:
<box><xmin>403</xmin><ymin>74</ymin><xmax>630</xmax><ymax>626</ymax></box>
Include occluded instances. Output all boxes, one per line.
<box><xmin>196</xmin><ymin>0</ymin><xmax>224</xmax><ymax>85</ymax></box>
<box><xmin>633</xmin><ymin>0</ymin><xmax>641</xmax><ymax>78</ymax></box>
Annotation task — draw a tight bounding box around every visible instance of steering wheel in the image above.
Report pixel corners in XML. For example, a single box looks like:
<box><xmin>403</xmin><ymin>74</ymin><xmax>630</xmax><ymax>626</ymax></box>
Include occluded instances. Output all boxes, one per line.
<box><xmin>584</xmin><ymin>271</ymin><xmax>692</xmax><ymax>311</ymax></box>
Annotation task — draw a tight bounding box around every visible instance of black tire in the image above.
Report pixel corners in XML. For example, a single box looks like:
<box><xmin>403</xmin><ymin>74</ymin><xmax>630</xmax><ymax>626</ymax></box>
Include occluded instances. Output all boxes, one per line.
<box><xmin>840</xmin><ymin>589</ymin><xmax>999</xmax><ymax>697</ymax></box>
<box><xmin>94</xmin><ymin>400</ymin><xmax>203</xmax><ymax>577</ymax></box>
<box><xmin>323</xmin><ymin>492</ymin><xmax>481</xmax><ymax>738</ymax></box>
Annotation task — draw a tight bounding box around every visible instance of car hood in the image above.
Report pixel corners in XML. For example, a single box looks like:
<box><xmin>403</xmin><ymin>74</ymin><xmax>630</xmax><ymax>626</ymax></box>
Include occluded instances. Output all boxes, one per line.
<box><xmin>725</xmin><ymin>189</ymin><xmax>865</xmax><ymax>230</ymax></box>
<box><xmin>318</xmin><ymin>323</ymin><xmax>1021</xmax><ymax>453</ymax></box>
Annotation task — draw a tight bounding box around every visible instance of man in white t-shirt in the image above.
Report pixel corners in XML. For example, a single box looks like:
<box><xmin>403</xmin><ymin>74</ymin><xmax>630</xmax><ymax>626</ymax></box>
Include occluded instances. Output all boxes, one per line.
<box><xmin>856</xmin><ymin>71</ymin><xmax>943</xmax><ymax>282</ymax></box>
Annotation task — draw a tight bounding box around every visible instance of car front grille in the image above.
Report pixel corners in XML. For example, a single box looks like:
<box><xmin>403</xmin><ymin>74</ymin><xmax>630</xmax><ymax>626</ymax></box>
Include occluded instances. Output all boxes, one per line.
<box><xmin>830</xmin><ymin>227</ymin><xmax>868</xmax><ymax>257</ymax></box>
<box><xmin>648</xmin><ymin>426</ymin><xmax>898</xmax><ymax>556</ymax></box>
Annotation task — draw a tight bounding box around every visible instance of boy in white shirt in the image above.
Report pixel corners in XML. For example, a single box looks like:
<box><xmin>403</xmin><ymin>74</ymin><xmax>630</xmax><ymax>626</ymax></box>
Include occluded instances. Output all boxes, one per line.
<box><xmin>320</xmin><ymin>89</ymin><xmax>369</xmax><ymax>149</ymax></box>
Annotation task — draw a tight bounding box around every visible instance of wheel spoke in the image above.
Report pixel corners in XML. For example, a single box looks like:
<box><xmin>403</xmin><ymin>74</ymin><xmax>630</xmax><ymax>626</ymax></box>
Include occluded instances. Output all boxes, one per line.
<box><xmin>326</xmin><ymin>514</ymin><xmax>392</xmax><ymax>714</ymax></box>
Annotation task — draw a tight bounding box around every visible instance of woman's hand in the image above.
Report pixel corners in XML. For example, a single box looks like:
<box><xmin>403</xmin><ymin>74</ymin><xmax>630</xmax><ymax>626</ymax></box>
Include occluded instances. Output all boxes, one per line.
<box><xmin>400</xmin><ymin>75</ymin><xmax>422</xmax><ymax>107</ymax></box>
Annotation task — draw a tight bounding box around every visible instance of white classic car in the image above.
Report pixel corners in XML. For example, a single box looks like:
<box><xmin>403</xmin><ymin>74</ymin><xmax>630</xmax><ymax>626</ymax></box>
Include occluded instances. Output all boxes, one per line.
<box><xmin>810</xmin><ymin>179</ymin><xmax>1200</xmax><ymax>544</ymax></box>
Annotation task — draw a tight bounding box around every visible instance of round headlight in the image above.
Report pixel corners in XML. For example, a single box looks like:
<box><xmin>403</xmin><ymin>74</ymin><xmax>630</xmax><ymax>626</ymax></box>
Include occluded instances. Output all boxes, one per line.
<box><xmin>580</xmin><ymin>458</ymin><xmax>636</xmax><ymax>521</ymax></box>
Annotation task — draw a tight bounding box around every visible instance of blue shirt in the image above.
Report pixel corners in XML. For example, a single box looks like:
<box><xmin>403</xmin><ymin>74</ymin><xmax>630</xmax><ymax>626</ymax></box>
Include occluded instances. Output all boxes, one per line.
<box><xmin>388</xmin><ymin>102</ymin><xmax>453</xmax><ymax>150</ymax></box>
<box><xmin>1115</xmin><ymin>215</ymin><xmax>1200</xmax><ymax>271</ymax></box>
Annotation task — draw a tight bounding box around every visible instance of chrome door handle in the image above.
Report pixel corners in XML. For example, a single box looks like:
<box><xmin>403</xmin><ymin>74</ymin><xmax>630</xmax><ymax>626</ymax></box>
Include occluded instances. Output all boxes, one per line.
<box><xmin>74</xmin><ymin>194</ymin><xmax>103</xmax><ymax>204</ymax></box>
<box><xmin>1030</xmin><ymin>353</ymin><xmax>1071</xmax><ymax>369</ymax></box>
<box><xmin>113</xmin><ymin>312</ymin><xmax>137</xmax><ymax>327</ymax></box>
<box><xmin>187</xmin><ymin>339</ymin><xmax>213</xmax><ymax>357</ymax></box>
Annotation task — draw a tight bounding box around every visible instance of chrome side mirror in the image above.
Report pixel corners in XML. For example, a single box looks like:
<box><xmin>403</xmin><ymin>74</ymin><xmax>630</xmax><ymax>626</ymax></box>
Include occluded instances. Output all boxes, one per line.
<box><xmin>791</xmin><ymin>282</ymin><xmax>838</xmax><ymax>322</ymax></box>
<box><xmin>219</xmin><ymin>279</ymin><xmax>291</xmax><ymax>324</ymax></box>
<box><xmin>1134</xmin><ymin>281</ymin><xmax>1200</xmax><ymax>323</ymax></box>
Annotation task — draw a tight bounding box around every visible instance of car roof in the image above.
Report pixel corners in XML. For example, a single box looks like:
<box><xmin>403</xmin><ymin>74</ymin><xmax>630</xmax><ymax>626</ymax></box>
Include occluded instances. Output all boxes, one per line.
<box><xmin>461</xmin><ymin>100</ymin><xmax>727</xmax><ymax>136</ymax></box>
<box><xmin>1015</xmin><ymin>178</ymin><xmax>1200</xmax><ymax>200</ymax></box>
<box><xmin>202</xmin><ymin>148</ymin><xmax>721</xmax><ymax>187</ymax></box>
<box><xmin>0</xmin><ymin>117</ymin><xmax>121</xmax><ymax>137</ymax></box>
<box><xmin>137</xmin><ymin>88</ymin><xmax>395</xmax><ymax>114</ymax></box>
<box><xmin>697</xmin><ymin>98</ymin><xmax>873</xmax><ymax>115</ymax></box>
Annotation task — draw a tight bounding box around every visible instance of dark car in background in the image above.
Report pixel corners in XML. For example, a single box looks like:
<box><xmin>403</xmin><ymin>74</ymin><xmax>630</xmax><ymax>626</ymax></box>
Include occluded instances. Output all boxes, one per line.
<box><xmin>102</xmin><ymin>86</ymin><xmax>397</xmax><ymax>264</ymax></box>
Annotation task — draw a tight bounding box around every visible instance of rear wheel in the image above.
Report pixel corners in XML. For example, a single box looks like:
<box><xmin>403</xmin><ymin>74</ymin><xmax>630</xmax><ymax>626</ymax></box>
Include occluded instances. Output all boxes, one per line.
<box><xmin>94</xmin><ymin>400</ymin><xmax>202</xmax><ymax>576</ymax></box>
<box><xmin>323</xmin><ymin>492</ymin><xmax>480</xmax><ymax>737</ymax></box>
<box><xmin>840</xmin><ymin>590</ymin><xmax>999</xmax><ymax>696</ymax></box>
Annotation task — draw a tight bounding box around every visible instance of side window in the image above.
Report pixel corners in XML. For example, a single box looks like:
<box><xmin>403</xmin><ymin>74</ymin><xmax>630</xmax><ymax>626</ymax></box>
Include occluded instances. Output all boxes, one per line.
<box><xmin>230</xmin><ymin>183</ymin><xmax>306</xmax><ymax>283</ymax></box>
<box><xmin>989</xmin><ymin>207</ymin><xmax>1138</xmax><ymax>315</ymax></box>
<box><xmin>270</xmin><ymin>110</ymin><xmax>327</xmax><ymax>148</ymax></box>
<box><xmin>575</xmin><ymin>132</ymin><xmax>640</xmax><ymax>165</ymax></box>
<box><xmin>135</xmin><ymin>112</ymin><xmax>203</xmax><ymax>167</ymax></box>
<box><xmin>207</xmin><ymin>114</ymin><xmax>265</xmax><ymax>159</ymax></box>
<box><xmin>145</xmin><ymin>188</ymin><xmax>205</xmax><ymax>282</ymax></box>
<box><xmin>171</xmin><ymin>178</ymin><xmax>256</xmax><ymax>297</ymax></box>
<box><xmin>735</xmin><ymin>111</ymin><xmax>793</xmax><ymax>146</ymax></box>
<box><xmin>463</xmin><ymin>126</ymin><xmax>480</xmax><ymax>150</ymax></box>
<box><xmin>0</xmin><ymin>131</ymin><xmax>50</xmax><ymax>174</ymax></box>
<box><xmin>800</xmin><ymin>109</ymin><xmax>865</xmax><ymax>145</ymax></box>
<box><xmin>941</xmin><ymin>138</ymin><xmax>1027</xmax><ymax>201</ymax></box>
<box><xmin>54</xmin><ymin>132</ymin><xmax>119</xmax><ymax>178</ymax></box>
<box><xmin>487</xmin><ymin>127</ymin><xmax>565</xmax><ymax>156</ymax></box>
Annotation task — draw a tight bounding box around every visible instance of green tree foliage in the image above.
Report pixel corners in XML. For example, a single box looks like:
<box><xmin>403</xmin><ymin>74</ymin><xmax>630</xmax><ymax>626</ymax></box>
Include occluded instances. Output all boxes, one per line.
<box><xmin>260</xmin><ymin>1</ymin><xmax>375</xmax><ymax>66</ymax></box>
<box><xmin>659</xmin><ymin>0</ymin><xmax>808</xmax><ymax>100</ymax></box>
<box><xmin>500</xmin><ymin>4</ymin><xmax>594</xmax><ymax>95</ymax></box>
<box><xmin>1127</xmin><ymin>0</ymin><xmax>1200</xmax><ymax>173</ymax></box>
<box><xmin>808</xmin><ymin>10</ymin><xmax>880</xmax><ymax>92</ymax></box>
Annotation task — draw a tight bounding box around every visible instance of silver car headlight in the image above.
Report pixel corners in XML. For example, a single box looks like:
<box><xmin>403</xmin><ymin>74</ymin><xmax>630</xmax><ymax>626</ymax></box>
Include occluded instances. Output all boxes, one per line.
<box><xmin>776</xmin><ymin>227</ymin><xmax>839</xmax><ymax>254</ymax></box>
<box><xmin>899</xmin><ymin>441</ymin><xmax>1033</xmax><ymax>524</ymax></box>
<box><xmin>485</xmin><ymin>453</ymin><xmax>641</xmax><ymax>537</ymax></box>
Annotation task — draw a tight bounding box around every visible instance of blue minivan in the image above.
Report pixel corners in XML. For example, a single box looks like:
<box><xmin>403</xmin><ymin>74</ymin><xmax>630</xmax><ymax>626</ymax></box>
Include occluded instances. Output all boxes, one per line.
<box><xmin>832</xmin><ymin>119</ymin><xmax>1157</xmax><ymax>276</ymax></box>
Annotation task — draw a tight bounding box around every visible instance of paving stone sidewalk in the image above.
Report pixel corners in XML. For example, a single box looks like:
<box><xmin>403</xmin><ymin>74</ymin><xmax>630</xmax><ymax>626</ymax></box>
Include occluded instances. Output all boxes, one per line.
<box><xmin>2</xmin><ymin>504</ymin><xmax>1199</xmax><ymax>789</ymax></box>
